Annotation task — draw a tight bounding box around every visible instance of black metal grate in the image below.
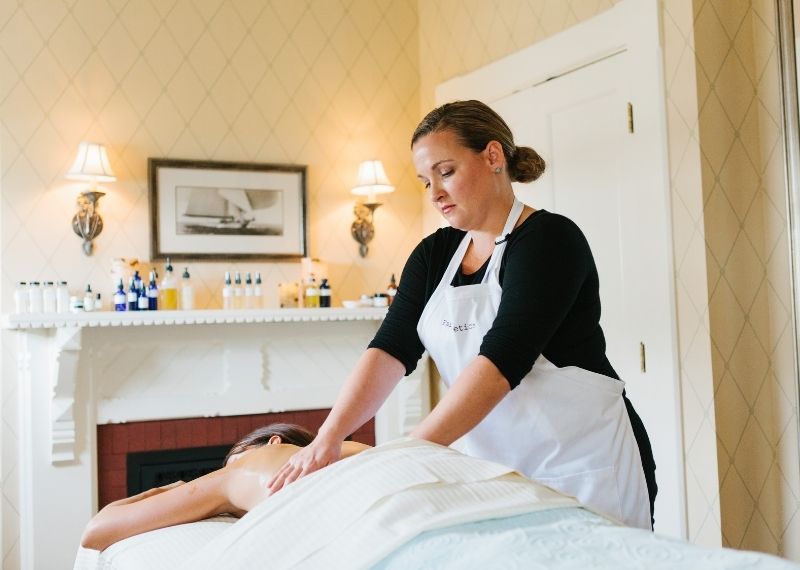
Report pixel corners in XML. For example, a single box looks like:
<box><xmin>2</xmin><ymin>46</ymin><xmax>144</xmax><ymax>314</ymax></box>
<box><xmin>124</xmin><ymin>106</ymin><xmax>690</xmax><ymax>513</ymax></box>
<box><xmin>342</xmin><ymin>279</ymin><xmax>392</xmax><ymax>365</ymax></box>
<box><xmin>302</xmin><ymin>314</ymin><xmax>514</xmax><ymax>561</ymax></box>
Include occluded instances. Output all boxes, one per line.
<box><xmin>127</xmin><ymin>445</ymin><xmax>231</xmax><ymax>495</ymax></box>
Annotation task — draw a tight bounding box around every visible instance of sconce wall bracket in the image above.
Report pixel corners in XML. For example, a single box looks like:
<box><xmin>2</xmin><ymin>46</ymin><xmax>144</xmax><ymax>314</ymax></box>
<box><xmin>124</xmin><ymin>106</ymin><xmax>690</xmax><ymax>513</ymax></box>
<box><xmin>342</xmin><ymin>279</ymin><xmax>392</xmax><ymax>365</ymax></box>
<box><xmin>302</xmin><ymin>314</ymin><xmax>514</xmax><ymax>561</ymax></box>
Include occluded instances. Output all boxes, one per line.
<box><xmin>72</xmin><ymin>190</ymin><xmax>105</xmax><ymax>256</ymax></box>
<box><xmin>351</xmin><ymin>202</ymin><xmax>381</xmax><ymax>258</ymax></box>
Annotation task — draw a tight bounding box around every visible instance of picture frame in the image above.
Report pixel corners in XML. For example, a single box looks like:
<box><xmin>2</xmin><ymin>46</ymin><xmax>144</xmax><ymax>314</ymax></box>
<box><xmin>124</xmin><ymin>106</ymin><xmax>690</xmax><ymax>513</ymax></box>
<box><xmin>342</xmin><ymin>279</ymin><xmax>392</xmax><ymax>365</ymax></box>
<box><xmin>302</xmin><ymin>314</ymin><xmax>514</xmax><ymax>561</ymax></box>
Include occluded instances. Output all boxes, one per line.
<box><xmin>148</xmin><ymin>158</ymin><xmax>307</xmax><ymax>260</ymax></box>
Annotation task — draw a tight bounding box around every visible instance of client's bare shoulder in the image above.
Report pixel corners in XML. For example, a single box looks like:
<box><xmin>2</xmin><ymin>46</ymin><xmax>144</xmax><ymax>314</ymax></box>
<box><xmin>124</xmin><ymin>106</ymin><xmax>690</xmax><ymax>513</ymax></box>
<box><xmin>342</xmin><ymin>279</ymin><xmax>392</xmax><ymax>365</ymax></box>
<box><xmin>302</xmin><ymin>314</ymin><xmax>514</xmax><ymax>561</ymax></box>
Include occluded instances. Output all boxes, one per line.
<box><xmin>341</xmin><ymin>440</ymin><xmax>372</xmax><ymax>458</ymax></box>
<box><xmin>224</xmin><ymin>444</ymin><xmax>302</xmax><ymax>512</ymax></box>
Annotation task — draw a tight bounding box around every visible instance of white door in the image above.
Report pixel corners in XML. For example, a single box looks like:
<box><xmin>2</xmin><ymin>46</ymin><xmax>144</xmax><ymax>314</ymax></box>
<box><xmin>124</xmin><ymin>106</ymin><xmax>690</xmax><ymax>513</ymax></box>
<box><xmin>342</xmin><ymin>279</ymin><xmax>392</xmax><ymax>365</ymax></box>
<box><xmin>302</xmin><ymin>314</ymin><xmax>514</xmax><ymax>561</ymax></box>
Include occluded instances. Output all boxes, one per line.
<box><xmin>493</xmin><ymin>54</ymin><xmax>631</xmax><ymax>389</ymax></box>
<box><xmin>489</xmin><ymin>51</ymin><xmax>683</xmax><ymax>537</ymax></box>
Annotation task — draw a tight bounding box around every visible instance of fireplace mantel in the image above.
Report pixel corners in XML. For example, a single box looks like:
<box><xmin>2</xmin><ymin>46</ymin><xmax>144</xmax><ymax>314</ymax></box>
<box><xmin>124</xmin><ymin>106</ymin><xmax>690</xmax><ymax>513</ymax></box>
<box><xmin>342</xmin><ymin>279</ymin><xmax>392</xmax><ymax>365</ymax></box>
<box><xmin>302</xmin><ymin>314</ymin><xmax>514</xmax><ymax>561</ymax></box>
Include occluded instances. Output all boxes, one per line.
<box><xmin>5</xmin><ymin>308</ymin><xmax>430</xmax><ymax>569</ymax></box>
<box><xmin>1</xmin><ymin>306</ymin><xmax>388</xmax><ymax>329</ymax></box>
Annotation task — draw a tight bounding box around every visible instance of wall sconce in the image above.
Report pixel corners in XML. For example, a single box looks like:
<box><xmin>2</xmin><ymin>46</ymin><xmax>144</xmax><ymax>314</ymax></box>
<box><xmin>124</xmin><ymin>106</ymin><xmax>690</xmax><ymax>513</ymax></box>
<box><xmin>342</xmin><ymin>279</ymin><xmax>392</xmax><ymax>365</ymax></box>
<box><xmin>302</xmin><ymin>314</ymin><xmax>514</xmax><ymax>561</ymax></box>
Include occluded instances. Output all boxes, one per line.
<box><xmin>350</xmin><ymin>160</ymin><xmax>394</xmax><ymax>257</ymax></box>
<box><xmin>65</xmin><ymin>142</ymin><xmax>116</xmax><ymax>256</ymax></box>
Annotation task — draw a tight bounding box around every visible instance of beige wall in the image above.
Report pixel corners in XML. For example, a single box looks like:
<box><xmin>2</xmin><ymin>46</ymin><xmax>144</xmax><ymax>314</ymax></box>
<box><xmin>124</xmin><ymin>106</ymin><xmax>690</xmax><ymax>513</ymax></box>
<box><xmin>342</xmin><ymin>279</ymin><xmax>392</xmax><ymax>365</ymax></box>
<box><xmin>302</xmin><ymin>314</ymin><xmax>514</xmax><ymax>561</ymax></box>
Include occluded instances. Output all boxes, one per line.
<box><xmin>0</xmin><ymin>1</ymin><xmax>420</xmax><ymax>567</ymax></box>
<box><xmin>0</xmin><ymin>0</ymin><xmax>421</xmax><ymax>310</ymax></box>
<box><xmin>693</xmin><ymin>0</ymin><xmax>800</xmax><ymax>558</ymax></box>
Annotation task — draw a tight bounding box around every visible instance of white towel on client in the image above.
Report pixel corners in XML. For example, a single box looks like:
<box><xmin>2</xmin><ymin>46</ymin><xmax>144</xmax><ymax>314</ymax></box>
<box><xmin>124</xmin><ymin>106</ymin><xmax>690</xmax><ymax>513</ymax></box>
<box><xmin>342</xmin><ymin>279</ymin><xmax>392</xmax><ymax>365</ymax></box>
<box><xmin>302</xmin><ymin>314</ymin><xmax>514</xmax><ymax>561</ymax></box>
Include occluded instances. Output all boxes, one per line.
<box><xmin>179</xmin><ymin>438</ymin><xmax>580</xmax><ymax>570</ymax></box>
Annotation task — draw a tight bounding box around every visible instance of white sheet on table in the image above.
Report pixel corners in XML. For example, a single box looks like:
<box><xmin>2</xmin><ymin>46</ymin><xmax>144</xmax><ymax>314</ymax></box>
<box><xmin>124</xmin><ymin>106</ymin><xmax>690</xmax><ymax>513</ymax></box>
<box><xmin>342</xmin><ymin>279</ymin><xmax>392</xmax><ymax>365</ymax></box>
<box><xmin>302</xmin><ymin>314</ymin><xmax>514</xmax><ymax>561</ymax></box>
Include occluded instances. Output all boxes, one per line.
<box><xmin>74</xmin><ymin>516</ymin><xmax>236</xmax><ymax>570</ymax></box>
<box><xmin>178</xmin><ymin>438</ymin><xmax>579</xmax><ymax>570</ymax></box>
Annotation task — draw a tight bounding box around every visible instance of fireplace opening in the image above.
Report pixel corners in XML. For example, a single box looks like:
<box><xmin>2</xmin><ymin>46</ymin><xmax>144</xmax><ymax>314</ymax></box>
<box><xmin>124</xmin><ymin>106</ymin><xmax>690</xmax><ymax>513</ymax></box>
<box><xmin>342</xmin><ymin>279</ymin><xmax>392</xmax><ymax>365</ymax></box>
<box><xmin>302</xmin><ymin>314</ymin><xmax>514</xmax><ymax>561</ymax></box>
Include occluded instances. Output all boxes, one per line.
<box><xmin>127</xmin><ymin>445</ymin><xmax>231</xmax><ymax>495</ymax></box>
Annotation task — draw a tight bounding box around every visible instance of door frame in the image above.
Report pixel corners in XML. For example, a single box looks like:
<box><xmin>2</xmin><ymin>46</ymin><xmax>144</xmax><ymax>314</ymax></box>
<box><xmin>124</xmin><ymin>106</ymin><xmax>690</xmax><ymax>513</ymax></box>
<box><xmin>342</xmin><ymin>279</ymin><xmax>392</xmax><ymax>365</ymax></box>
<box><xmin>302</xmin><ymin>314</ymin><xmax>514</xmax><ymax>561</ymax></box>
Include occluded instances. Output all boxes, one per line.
<box><xmin>435</xmin><ymin>0</ymin><xmax>687</xmax><ymax>537</ymax></box>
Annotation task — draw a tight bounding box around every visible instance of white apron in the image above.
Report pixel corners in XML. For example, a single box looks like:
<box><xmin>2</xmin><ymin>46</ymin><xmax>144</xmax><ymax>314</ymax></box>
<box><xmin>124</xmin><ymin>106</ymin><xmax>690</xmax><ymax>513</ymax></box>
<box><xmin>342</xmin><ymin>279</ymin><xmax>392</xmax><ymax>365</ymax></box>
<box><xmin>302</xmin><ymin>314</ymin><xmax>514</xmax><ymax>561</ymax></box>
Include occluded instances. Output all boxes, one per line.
<box><xmin>416</xmin><ymin>199</ymin><xmax>651</xmax><ymax>529</ymax></box>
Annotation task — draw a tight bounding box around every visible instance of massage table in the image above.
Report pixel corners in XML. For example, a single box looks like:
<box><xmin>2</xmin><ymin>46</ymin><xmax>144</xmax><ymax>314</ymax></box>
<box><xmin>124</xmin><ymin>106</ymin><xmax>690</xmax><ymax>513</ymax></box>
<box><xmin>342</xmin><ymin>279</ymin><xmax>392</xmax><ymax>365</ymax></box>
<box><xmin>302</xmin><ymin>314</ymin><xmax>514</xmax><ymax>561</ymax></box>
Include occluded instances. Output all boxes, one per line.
<box><xmin>74</xmin><ymin>439</ymin><xmax>799</xmax><ymax>570</ymax></box>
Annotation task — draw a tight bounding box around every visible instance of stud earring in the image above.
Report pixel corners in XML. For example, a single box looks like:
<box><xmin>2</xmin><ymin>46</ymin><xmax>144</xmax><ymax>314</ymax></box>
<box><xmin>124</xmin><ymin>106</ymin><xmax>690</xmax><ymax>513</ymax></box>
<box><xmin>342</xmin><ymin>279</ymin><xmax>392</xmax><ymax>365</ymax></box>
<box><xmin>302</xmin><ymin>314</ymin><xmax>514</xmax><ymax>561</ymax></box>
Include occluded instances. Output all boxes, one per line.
<box><xmin>494</xmin><ymin>167</ymin><xmax>502</xmax><ymax>174</ymax></box>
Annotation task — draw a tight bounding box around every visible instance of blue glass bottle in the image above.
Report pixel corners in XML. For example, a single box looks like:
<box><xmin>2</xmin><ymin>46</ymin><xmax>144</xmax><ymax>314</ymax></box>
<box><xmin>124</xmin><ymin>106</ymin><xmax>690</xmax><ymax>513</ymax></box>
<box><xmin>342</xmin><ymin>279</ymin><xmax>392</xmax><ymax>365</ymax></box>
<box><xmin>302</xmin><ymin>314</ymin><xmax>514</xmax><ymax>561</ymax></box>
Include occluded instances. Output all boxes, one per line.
<box><xmin>113</xmin><ymin>279</ymin><xmax>126</xmax><ymax>312</ymax></box>
<box><xmin>137</xmin><ymin>284</ymin><xmax>149</xmax><ymax>311</ymax></box>
<box><xmin>147</xmin><ymin>271</ymin><xmax>158</xmax><ymax>310</ymax></box>
<box><xmin>127</xmin><ymin>277</ymin><xmax>138</xmax><ymax>311</ymax></box>
<box><xmin>133</xmin><ymin>270</ymin><xmax>143</xmax><ymax>293</ymax></box>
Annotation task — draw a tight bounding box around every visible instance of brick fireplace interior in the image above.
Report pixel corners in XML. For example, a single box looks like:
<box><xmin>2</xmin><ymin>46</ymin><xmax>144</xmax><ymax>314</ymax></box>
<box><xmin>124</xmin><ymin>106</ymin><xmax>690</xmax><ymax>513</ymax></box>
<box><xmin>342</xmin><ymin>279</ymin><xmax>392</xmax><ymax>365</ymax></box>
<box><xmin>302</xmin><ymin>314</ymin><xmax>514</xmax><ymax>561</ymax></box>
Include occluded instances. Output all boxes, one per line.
<box><xmin>97</xmin><ymin>410</ymin><xmax>376</xmax><ymax>508</ymax></box>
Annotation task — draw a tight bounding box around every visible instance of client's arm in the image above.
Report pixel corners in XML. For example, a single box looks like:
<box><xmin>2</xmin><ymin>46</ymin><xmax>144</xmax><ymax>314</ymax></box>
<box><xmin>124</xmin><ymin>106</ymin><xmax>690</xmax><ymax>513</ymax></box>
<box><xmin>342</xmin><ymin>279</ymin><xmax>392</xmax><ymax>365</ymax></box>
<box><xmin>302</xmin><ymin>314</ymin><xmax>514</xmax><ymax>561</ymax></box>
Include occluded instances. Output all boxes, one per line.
<box><xmin>80</xmin><ymin>468</ymin><xmax>235</xmax><ymax>552</ymax></box>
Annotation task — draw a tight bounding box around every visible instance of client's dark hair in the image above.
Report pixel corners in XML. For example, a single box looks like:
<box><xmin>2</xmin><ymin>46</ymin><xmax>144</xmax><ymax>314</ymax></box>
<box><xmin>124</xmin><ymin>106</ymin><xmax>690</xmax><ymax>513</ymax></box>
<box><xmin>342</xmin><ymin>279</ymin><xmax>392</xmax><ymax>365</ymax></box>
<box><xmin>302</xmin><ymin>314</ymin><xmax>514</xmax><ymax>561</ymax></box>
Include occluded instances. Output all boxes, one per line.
<box><xmin>224</xmin><ymin>423</ymin><xmax>316</xmax><ymax>466</ymax></box>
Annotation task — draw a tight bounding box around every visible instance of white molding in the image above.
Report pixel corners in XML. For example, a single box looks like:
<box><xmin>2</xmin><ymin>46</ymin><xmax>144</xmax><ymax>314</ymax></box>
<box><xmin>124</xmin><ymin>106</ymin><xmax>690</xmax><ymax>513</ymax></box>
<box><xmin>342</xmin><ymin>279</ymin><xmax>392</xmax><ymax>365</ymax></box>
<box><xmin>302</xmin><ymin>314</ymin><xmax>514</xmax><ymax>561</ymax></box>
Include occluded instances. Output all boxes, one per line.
<box><xmin>50</xmin><ymin>327</ymin><xmax>82</xmax><ymax>463</ymax></box>
<box><xmin>436</xmin><ymin>1</ymin><xmax>632</xmax><ymax>105</ymax></box>
<box><xmin>1</xmin><ymin>307</ymin><xmax>387</xmax><ymax>330</ymax></box>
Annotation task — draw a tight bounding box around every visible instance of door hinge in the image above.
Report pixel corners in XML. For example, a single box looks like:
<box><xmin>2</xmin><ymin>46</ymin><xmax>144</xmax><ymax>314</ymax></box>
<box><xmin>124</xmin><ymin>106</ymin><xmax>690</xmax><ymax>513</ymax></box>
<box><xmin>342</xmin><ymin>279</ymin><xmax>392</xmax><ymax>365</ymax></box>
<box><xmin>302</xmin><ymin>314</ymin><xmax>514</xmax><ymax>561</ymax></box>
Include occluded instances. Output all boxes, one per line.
<box><xmin>627</xmin><ymin>102</ymin><xmax>634</xmax><ymax>133</ymax></box>
<box><xmin>639</xmin><ymin>341</ymin><xmax>646</xmax><ymax>373</ymax></box>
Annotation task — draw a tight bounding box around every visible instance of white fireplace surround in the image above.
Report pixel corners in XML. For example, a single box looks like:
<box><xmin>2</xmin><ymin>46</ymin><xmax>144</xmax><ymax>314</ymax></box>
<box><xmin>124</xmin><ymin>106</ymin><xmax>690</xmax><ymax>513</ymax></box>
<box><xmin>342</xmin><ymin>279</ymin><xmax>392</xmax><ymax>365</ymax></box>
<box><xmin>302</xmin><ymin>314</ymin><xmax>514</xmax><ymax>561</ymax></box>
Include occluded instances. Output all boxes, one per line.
<box><xmin>3</xmin><ymin>307</ymin><xmax>431</xmax><ymax>569</ymax></box>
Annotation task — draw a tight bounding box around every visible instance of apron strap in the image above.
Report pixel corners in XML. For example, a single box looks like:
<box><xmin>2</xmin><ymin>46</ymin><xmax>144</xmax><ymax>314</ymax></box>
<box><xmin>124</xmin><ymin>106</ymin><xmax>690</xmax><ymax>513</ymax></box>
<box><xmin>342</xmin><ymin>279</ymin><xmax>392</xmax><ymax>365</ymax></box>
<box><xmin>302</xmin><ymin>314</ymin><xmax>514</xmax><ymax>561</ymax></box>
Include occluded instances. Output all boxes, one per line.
<box><xmin>482</xmin><ymin>199</ymin><xmax>524</xmax><ymax>281</ymax></box>
<box><xmin>436</xmin><ymin>198</ymin><xmax>526</xmax><ymax>291</ymax></box>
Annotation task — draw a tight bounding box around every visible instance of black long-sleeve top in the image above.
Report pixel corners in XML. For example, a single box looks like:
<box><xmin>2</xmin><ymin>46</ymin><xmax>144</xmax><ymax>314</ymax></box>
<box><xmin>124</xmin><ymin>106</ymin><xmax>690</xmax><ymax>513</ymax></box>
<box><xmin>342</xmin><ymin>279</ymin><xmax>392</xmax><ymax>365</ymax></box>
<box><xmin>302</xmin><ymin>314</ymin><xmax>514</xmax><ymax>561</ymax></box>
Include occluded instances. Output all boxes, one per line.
<box><xmin>368</xmin><ymin>209</ymin><xmax>619</xmax><ymax>386</ymax></box>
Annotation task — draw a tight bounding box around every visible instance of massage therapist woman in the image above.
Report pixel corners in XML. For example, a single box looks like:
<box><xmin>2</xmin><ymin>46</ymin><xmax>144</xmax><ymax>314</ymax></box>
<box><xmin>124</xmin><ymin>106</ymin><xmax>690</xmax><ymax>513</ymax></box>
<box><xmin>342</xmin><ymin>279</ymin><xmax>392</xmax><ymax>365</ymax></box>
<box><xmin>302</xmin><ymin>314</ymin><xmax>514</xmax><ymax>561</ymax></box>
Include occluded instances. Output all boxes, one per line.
<box><xmin>269</xmin><ymin>100</ymin><xmax>657</xmax><ymax>530</ymax></box>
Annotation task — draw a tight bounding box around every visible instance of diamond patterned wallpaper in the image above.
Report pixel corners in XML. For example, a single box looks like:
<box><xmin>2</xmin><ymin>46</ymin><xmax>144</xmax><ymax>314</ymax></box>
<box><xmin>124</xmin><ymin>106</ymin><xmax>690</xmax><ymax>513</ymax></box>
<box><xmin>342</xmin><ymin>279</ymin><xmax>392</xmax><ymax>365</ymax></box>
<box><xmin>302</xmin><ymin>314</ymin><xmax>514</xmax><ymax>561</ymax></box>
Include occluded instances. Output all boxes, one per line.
<box><xmin>0</xmin><ymin>0</ymin><xmax>421</xmax><ymax>311</ymax></box>
<box><xmin>693</xmin><ymin>0</ymin><xmax>800</xmax><ymax>558</ymax></box>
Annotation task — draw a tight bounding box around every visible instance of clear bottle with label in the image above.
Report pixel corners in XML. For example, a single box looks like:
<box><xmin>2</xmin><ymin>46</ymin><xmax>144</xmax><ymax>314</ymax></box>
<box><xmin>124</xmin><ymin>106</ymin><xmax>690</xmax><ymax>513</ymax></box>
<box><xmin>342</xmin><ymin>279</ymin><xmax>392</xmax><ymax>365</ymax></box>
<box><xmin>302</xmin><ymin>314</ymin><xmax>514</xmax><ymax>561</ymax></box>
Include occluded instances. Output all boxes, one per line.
<box><xmin>14</xmin><ymin>282</ymin><xmax>28</xmax><ymax>314</ymax></box>
<box><xmin>304</xmin><ymin>274</ymin><xmax>320</xmax><ymax>308</ymax></box>
<box><xmin>160</xmin><ymin>258</ymin><xmax>178</xmax><ymax>310</ymax></box>
<box><xmin>147</xmin><ymin>271</ymin><xmax>159</xmax><ymax>310</ymax></box>
<box><xmin>254</xmin><ymin>272</ymin><xmax>263</xmax><ymax>309</ymax></box>
<box><xmin>114</xmin><ymin>279</ymin><xmax>126</xmax><ymax>312</ymax></box>
<box><xmin>83</xmin><ymin>284</ymin><xmax>94</xmax><ymax>312</ymax></box>
<box><xmin>233</xmin><ymin>271</ymin><xmax>243</xmax><ymax>309</ymax></box>
<box><xmin>319</xmin><ymin>278</ymin><xmax>331</xmax><ymax>308</ymax></box>
<box><xmin>95</xmin><ymin>292</ymin><xmax>104</xmax><ymax>311</ymax></box>
<box><xmin>387</xmin><ymin>274</ymin><xmax>398</xmax><ymax>305</ymax></box>
<box><xmin>28</xmin><ymin>282</ymin><xmax>43</xmax><ymax>313</ymax></box>
<box><xmin>56</xmin><ymin>281</ymin><xmax>70</xmax><ymax>314</ymax></box>
<box><xmin>180</xmin><ymin>268</ymin><xmax>194</xmax><ymax>310</ymax></box>
<box><xmin>42</xmin><ymin>281</ymin><xmax>57</xmax><ymax>313</ymax></box>
<box><xmin>222</xmin><ymin>272</ymin><xmax>233</xmax><ymax>310</ymax></box>
<box><xmin>244</xmin><ymin>272</ymin><xmax>254</xmax><ymax>309</ymax></box>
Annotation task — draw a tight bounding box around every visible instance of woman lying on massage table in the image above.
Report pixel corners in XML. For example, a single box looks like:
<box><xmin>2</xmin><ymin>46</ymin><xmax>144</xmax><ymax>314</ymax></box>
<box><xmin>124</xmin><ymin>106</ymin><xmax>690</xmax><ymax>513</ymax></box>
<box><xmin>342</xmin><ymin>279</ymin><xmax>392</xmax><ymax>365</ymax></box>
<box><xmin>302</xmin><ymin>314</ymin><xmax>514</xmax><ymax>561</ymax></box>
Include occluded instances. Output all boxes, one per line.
<box><xmin>80</xmin><ymin>423</ymin><xmax>370</xmax><ymax>552</ymax></box>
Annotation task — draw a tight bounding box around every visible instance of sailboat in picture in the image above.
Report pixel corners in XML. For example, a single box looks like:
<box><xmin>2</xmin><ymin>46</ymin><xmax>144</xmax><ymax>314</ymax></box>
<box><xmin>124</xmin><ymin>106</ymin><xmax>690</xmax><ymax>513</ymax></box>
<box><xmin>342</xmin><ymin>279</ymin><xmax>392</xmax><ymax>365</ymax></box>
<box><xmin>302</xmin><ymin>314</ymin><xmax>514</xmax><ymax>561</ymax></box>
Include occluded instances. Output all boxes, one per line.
<box><xmin>176</xmin><ymin>186</ymin><xmax>284</xmax><ymax>236</ymax></box>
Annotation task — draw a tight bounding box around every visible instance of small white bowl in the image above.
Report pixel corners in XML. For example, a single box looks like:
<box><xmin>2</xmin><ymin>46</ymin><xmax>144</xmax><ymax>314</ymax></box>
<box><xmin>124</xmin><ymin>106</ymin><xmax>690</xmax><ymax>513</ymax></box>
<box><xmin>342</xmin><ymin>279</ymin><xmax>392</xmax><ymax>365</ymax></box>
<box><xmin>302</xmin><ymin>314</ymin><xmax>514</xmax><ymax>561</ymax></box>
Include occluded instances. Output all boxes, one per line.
<box><xmin>342</xmin><ymin>300</ymin><xmax>359</xmax><ymax>309</ymax></box>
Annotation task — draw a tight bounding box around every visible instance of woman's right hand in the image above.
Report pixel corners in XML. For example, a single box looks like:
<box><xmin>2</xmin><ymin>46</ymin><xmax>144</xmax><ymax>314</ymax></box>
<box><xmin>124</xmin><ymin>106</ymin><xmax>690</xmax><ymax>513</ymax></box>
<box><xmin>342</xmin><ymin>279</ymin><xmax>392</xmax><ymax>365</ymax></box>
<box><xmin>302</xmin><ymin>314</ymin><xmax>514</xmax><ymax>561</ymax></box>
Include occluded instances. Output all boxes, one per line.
<box><xmin>266</xmin><ymin>435</ymin><xmax>342</xmax><ymax>494</ymax></box>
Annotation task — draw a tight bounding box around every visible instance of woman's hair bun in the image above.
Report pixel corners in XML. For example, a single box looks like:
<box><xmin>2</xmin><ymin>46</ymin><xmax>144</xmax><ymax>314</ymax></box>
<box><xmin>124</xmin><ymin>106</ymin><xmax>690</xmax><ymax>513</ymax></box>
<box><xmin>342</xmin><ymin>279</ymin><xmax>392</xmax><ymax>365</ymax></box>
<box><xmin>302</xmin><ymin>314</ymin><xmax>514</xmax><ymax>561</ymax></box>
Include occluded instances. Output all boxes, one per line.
<box><xmin>509</xmin><ymin>146</ymin><xmax>546</xmax><ymax>183</ymax></box>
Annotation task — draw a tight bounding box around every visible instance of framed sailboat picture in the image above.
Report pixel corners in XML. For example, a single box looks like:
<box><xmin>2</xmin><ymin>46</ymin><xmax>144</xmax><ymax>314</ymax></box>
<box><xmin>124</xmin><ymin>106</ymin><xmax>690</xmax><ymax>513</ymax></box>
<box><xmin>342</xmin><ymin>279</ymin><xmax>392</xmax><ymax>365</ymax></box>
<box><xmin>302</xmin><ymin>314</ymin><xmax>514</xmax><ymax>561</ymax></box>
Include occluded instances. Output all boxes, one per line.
<box><xmin>148</xmin><ymin>158</ymin><xmax>307</xmax><ymax>260</ymax></box>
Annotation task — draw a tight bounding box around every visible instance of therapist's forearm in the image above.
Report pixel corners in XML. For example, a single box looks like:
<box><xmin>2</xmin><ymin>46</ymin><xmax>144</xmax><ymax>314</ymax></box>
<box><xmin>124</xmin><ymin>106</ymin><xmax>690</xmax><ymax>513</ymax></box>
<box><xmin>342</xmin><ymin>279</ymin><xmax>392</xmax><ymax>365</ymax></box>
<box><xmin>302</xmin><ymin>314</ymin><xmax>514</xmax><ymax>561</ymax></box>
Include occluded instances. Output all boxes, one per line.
<box><xmin>410</xmin><ymin>355</ymin><xmax>510</xmax><ymax>446</ymax></box>
<box><xmin>317</xmin><ymin>347</ymin><xmax>406</xmax><ymax>441</ymax></box>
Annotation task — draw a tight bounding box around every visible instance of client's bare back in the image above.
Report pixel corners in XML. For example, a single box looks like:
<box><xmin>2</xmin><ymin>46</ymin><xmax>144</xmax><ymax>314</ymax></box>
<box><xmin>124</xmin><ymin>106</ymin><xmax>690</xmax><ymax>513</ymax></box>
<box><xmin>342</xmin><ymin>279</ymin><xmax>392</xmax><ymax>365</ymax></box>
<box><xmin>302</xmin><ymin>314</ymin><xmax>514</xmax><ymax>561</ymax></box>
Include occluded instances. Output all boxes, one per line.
<box><xmin>227</xmin><ymin>440</ymin><xmax>371</xmax><ymax>511</ymax></box>
<box><xmin>81</xmin><ymin>439</ymin><xmax>371</xmax><ymax>551</ymax></box>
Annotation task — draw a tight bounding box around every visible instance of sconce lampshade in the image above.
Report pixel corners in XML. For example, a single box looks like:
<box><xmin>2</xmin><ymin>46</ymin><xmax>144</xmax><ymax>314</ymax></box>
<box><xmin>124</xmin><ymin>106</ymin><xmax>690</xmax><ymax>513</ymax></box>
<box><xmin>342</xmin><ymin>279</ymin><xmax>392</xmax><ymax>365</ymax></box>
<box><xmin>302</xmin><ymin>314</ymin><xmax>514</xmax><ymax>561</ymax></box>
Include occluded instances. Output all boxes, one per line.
<box><xmin>351</xmin><ymin>160</ymin><xmax>394</xmax><ymax>204</ymax></box>
<box><xmin>66</xmin><ymin>142</ymin><xmax>116</xmax><ymax>182</ymax></box>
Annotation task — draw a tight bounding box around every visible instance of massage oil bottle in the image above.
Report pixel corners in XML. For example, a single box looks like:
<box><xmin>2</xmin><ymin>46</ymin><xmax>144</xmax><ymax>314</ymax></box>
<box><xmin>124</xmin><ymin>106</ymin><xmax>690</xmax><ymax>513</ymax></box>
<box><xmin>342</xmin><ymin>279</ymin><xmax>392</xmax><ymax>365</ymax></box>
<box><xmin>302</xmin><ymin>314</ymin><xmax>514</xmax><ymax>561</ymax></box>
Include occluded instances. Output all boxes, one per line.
<box><xmin>160</xmin><ymin>258</ymin><xmax>178</xmax><ymax>310</ymax></box>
